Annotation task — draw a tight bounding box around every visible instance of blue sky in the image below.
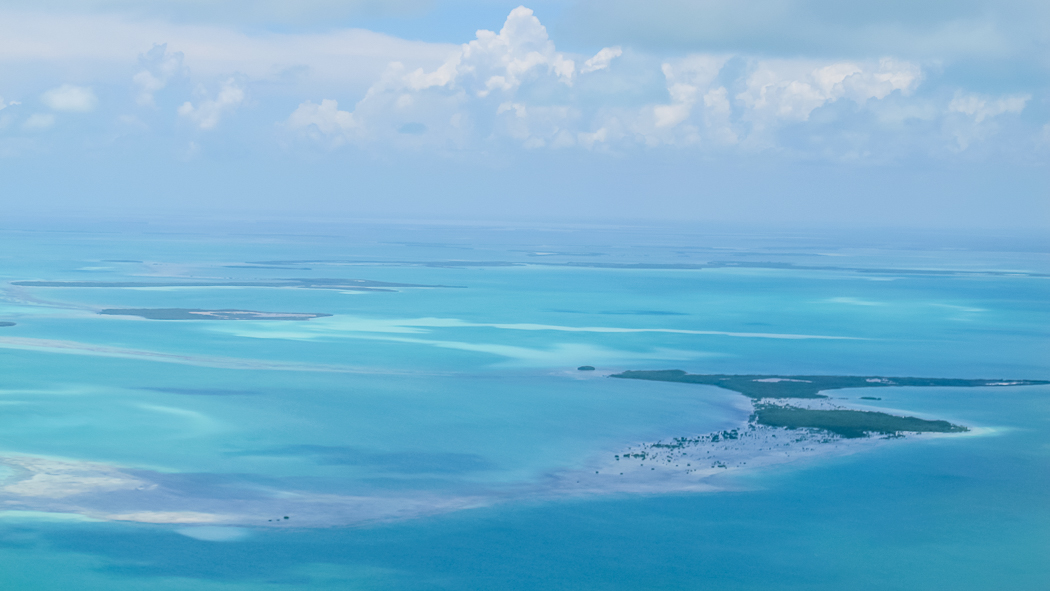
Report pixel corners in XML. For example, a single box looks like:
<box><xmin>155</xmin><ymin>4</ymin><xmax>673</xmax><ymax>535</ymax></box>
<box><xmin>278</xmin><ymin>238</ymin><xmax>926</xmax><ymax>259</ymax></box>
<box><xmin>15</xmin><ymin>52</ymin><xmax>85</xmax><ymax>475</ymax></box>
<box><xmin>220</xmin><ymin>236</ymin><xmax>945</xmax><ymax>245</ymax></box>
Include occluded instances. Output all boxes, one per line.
<box><xmin>0</xmin><ymin>1</ymin><xmax>1046</xmax><ymax>228</ymax></box>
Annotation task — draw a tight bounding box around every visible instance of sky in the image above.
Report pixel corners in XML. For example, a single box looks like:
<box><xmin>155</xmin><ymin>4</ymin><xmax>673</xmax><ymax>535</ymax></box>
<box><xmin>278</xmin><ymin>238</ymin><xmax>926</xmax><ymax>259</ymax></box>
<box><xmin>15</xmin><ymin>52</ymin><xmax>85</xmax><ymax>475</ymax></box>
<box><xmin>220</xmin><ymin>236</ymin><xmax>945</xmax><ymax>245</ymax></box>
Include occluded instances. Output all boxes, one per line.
<box><xmin>0</xmin><ymin>0</ymin><xmax>1046</xmax><ymax>228</ymax></box>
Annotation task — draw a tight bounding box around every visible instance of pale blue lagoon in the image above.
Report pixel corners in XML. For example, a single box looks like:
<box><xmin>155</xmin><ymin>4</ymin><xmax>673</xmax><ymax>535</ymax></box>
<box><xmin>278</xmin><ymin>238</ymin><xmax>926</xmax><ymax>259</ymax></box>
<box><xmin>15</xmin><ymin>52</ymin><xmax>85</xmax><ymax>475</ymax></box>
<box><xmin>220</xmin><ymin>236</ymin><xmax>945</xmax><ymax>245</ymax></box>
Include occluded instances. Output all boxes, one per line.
<box><xmin>0</xmin><ymin>222</ymin><xmax>1047</xmax><ymax>589</ymax></box>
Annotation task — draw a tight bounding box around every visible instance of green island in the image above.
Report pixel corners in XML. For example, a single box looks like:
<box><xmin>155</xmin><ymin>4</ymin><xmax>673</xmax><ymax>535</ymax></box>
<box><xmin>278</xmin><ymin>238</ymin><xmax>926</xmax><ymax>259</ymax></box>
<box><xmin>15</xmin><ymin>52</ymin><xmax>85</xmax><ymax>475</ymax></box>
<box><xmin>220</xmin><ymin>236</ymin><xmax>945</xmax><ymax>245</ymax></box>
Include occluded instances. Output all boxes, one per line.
<box><xmin>753</xmin><ymin>405</ymin><xmax>966</xmax><ymax>438</ymax></box>
<box><xmin>0</xmin><ymin>322</ymin><xmax>15</xmax><ymax>327</ymax></box>
<box><xmin>99</xmin><ymin>309</ymin><xmax>332</xmax><ymax>321</ymax></box>
<box><xmin>611</xmin><ymin>370</ymin><xmax>1048</xmax><ymax>399</ymax></box>
<box><xmin>611</xmin><ymin>370</ymin><xmax>1048</xmax><ymax>439</ymax></box>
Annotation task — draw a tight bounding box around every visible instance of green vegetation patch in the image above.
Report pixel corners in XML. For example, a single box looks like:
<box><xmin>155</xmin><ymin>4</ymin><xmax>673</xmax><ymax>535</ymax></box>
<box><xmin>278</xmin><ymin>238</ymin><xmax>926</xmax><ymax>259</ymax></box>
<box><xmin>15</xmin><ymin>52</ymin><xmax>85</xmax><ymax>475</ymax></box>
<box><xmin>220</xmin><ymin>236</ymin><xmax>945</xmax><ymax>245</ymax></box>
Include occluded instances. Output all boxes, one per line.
<box><xmin>610</xmin><ymin>370</ymin><xmax>1048</xmax><ymax>399</ymax></box>
<box><xmin>753</xmin><ymin>405</ymin><xmax>968</xmax><ymax>438</ymax></box>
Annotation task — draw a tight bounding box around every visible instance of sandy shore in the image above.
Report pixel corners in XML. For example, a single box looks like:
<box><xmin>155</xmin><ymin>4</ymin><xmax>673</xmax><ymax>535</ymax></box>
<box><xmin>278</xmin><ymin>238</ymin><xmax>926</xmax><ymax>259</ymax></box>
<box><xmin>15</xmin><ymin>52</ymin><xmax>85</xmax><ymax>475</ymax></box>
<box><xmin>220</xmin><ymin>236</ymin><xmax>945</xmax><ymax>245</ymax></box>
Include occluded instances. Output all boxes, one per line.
<box><xmin>0</xmin><ymin>397</ymin><xmax>981</xmax><ymax>528</ymax></box>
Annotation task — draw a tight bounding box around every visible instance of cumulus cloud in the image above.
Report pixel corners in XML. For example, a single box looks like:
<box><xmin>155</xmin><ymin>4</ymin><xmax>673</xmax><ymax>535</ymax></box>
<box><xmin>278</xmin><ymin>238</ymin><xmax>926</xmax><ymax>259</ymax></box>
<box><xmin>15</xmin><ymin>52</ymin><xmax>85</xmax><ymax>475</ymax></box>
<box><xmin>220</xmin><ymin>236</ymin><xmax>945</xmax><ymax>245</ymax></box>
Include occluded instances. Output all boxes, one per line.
<box><xmin>0</xmin><ymin>97</ymin><xmax>19</xmax><ymax>110</ymax></box>
<box><xmin>284</xmin><ymin>7</ymin><xmax>945</xmax><ymax>156</ymax></box>
<box><xmin>41</xmin><ymin>84</ymin><xmax>98</xmax><ymax>112</ymax></box>
<box><xmin>133</xmin><ymin>44</ymin><xmax>185</xmax><ymax>107</ymax></box>
<box><xmin>580</xmin><ymin>46</ymin><xmax>622</xmax><ymax>74</ymax></box>
<box><xmin>177</xmin><ymin>79</ymin><xmax>244</xmax><ymax>130</ymax></box>
<box><xmin>286</xmin><ymin>99</ymin><xmax>356</xmax><ymax>144</ymax></box>
<box><xmin>736</xmin><ymin>58</ymin><xmax>922</xmax><ymax>124</ymax></box>
<box><xmin>287</xmin><ymin>6</ymin><xmax>622</xmax><ymax>149</ymax></box>
<box><xmin>948</xmin><ymin>91</ymin><xmax>1029</xmax><ymax>123</ymax></box>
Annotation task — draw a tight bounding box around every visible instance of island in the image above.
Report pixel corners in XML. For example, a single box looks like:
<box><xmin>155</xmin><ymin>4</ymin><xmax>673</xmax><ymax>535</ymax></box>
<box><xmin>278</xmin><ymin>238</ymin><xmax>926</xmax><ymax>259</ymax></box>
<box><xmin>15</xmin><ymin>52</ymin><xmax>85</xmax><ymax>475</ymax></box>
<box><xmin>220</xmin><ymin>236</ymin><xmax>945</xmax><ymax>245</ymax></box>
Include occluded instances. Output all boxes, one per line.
<box><xmin>611</xmin><ymin>369</ymin><xmax>1048</xmax><ymax>439</ymax></box>
<box><xmin>0</xmin><ymin>322</ymin><xmax>14</xmax><ymax>327</ymax></box>
<box><xmin>99</xmin><ymin>309</ymin><xmax>332</xmax><ymax>321</ymax></box>
<box><xmin>752</xmin><ymin>404</ymin><xmax>966</xmax><ymax>438</ymax></box>
<box><xmin>611</xmin><ymin>370</ymin><xmax>1048</xmax><ymax>399</ymax></box>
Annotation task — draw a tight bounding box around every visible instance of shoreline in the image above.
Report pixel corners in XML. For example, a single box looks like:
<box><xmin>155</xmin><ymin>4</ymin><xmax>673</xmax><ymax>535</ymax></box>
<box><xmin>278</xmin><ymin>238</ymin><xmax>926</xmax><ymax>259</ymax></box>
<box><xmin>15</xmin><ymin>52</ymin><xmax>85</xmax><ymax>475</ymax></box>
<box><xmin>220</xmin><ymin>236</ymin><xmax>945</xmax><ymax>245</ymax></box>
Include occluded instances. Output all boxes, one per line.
<box><xmin>0</xmin><ymin>396</ymin><xmax>984</xmax><ymax>529</ymax></box>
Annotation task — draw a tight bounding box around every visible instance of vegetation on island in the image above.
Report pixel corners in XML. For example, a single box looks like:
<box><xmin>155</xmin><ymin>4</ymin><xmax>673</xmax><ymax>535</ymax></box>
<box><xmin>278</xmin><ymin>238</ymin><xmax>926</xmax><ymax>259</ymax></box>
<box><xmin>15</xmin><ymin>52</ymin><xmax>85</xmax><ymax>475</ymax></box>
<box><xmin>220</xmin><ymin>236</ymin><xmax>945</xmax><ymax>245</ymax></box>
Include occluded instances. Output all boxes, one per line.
<box><xmin>610</xmin><ymin>370</ymin><xmax>1048</xmax><ymax>399</ymax></box>
<box><xmin>752</xmin><ymin>405</ymin><xmax>967</xmax><ymax>438</ymax></box>
<box><xmin>610</xmin><ymin>369</ymin><xmax>1049</xmax><ymax>440</ymax></box>
<box><xmin>99</xmin><ymin>309</ymin><xmax>332</xmax><ymax>321</ymax></box>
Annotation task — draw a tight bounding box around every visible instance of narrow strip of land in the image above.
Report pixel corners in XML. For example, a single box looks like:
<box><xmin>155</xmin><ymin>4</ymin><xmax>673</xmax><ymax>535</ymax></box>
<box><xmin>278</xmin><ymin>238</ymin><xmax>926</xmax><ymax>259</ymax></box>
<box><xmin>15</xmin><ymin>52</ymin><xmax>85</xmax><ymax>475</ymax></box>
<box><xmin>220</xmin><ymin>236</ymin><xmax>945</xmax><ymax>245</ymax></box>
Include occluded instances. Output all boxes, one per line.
<box><xmin>611</xmin><ymin>370</ymin><xmax>1048</xmax><ymax>399</ymax></box>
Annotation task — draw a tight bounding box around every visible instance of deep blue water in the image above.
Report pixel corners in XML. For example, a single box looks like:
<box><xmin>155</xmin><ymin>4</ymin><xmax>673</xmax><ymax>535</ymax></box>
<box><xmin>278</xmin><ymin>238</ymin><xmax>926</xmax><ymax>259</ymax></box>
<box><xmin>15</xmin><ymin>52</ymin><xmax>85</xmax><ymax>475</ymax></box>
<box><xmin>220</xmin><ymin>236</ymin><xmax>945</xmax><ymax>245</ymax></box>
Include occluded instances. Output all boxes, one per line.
<box><xmin>0</xmin><ymin>221</ymin><xmax>1047</xmax><ymax>589</ymax></box>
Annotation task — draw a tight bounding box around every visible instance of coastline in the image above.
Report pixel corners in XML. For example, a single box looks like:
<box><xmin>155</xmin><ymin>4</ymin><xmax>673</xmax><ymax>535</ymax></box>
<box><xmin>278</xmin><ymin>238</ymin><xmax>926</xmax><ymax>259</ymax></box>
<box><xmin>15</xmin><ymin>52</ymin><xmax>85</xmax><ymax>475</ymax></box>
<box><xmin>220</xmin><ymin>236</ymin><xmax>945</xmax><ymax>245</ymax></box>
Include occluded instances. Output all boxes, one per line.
<box><xmin>0</xmin><ymin>392</ymin><xmax>985</xmax><ymax>529</ymax></box>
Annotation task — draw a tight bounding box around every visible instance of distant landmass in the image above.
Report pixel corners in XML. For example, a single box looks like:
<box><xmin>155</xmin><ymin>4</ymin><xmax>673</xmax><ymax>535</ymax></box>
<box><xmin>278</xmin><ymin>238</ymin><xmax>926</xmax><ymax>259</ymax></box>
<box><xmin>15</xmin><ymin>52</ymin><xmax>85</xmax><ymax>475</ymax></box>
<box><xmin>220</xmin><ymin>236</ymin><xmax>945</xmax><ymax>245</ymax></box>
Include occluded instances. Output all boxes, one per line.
<box><xmin>610</xmin><ymin>370</ymin><xmax>1048</xmax><ymax>399</ymax></box>
<box><xmin>99</xmin><ymin>309</ymin><xmax>332</xmax><ymax>321</ymax></box>
<box><xmin>611</xmin><ymin>370</ymin><xmax>1048</xmax><ymax>439</ymax></box>
<box><xmin>0</xmin><ymin>322</ymin><xmax>14</xmax><ymax>327</ymax></box>
<box><xmin>12</xmin><ymin>278</ymin><xmax>460</xmax><ymax>291</ymax></box>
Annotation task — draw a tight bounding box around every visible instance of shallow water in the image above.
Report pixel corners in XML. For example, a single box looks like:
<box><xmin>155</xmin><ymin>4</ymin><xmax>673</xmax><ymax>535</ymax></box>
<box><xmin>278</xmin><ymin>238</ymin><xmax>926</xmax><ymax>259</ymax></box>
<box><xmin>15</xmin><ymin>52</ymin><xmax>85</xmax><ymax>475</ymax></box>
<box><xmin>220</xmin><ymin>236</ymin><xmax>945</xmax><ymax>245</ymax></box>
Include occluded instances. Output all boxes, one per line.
<box><xmin>0</xmin><ymin>221</ymin><xmax>1047</xmax><ymax>588</ymax></box>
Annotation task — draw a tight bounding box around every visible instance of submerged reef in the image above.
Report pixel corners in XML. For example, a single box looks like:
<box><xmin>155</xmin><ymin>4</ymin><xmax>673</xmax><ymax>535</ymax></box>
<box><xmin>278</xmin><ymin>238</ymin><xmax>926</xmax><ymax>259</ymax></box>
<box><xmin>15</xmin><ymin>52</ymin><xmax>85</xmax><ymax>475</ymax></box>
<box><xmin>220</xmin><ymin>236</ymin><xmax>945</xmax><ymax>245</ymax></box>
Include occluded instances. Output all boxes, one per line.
<box><xmin>99</xmin><ymin>309</ymin><xmax>332</xmax><ymax>321</ymax></box>
<box><xmin>611</xmin><ymin>370</ymin><xmax>1048</xmax><ymax>399</ymax></box>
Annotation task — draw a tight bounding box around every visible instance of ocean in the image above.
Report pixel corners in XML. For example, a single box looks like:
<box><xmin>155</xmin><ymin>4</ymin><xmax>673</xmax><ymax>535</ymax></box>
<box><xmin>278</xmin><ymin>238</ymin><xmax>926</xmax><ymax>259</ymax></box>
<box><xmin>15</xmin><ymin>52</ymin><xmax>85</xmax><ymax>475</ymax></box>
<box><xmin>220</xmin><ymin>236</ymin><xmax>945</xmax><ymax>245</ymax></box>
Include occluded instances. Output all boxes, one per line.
<box><xmin>0</xmin><ymin>220</ymin><xmax>1047</xmax><ymax>589</ymax></box>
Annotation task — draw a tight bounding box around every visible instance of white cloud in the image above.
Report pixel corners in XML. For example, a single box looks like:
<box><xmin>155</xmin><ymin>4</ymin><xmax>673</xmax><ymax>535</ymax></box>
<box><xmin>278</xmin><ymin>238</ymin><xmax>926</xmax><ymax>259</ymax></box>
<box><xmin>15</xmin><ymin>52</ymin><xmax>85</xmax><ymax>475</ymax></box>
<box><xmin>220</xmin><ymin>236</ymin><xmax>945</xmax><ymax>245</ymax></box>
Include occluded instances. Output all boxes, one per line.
<box><xmin>23</xmin><ymin>113</ymin><xmax>55</xmax><ymax>130</ymax></box>
<box><xmin>133</xmin><ymin>44</ymin><xmax>185</xmax><ymax>106</ymax></box>
<box><xmin>0</xmin><ymin>96</ymin><xmax>20</xmax><ymax>110</ymax></box>
<box><xmin>285</xmin><ymin>7</ymin><xmax>942</xmax><ymax>155</ymax></box>
<box><xmin>652</xmin><ymin>55</ymin><xmax>729</xmax><ymax>129</ymax></box>
<box><xmin>41</xmin><ymin>84</ymin><xmax>98</xmax><ymax>112</ymax></box>
<box><xmin>177</xmin><ymin>79</ymin><xmax>244</xmax><ymax>130</ymax></box>
<box><xmin>286</xmin><ymin>6</ymin><xmax>584</xmax><ymax>148</ymax></box>
<box><xmin>286</xmin><ymin>99</ymin><xmax>356</xmax><ymax>144</ymax></box>
<box><xmin>736</xmin><ymin>58</ymin><xmax>922</xmax><ymax>124</ymax></box>
<box><xmin>580</xmin><ymin>46</ymin><xmax>622</xmax><ymax>74</ymax></box>
<box><xmin>945</xmin><ymin>90</ymin><xmax>1030</xmax><ymax>150</ymax></box>
<box><xmin>405</xmin><ymin>5</ymin><xmax>577</xmax><ymax>96</ymax></box>
<box><xmin>948</xmin><ymin>91</ymin><xmax>1029</xmax><ymax>123</ymax></box>
<box><xmin>0</xmin><ymin>10</ymin><xmax>454</xmax><ymax>97</ymax></box>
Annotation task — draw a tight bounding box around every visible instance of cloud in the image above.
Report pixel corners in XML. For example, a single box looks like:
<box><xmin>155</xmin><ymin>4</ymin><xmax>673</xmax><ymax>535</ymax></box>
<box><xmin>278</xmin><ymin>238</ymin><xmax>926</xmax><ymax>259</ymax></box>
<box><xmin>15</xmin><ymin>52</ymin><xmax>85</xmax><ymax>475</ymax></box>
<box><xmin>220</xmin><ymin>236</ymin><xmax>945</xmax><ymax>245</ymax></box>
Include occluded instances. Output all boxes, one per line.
<box><xmin>284</xmin><ymin>8</ymin><xmax>947</xmax><ymax>156</ymax></box>
<box><xmin>948</xmin><ymin>91</ymin><xmax>1029</xmax><ymax>124</ymax></box>
<box><xmin>287</xmin><ymin>7</ymin><xmax>620</xmax><ymax>148</ymax></box>
<box><xmin>0</xmin><ymin>97</ymin><xmax>20</xmax><ymax>110</ymax></box>
<box><xmin>41</xmin><ymin>84</ymin><xmax>98</xmax><ymax>112</ymax></box>
<box><xmin>736</xmin><ymin>58</ymin><xmax>922</xmax><ymax>124</ymax></box>
<box><xmin>564</xmin><ymin>0</ymin><xmax>1046</xmax><ymax>63</ymax></box>
<box><xmin>286</xmin><ymin>99</ymin><xmax>356</xmax><ymax>144</ymax></box>
<box><xmin>23</xmin><ymin>113</ymin><xmax>55</xmax><ymax>130</ymax></box>
<box><xmin>0</xmin><ymin>10</ymin><xmax>454</xmax><ymax>97</ymax></box>
<box><xmin>581</xmin><ymin>46</ymin><xmax>622</xmax><ymax>74</ymax></box>
<box><xmin>133</xmin><ymin>43</ymin><xmax>185</xmax><ymax>106</ymax></box>
<box><xmin>177</xmin><ymin>78</ymin><xmax>244</xmax><ymax>129</ymax></box>
<box><xmin>945</xmin><ymin>90</ymin><xmax>1030</xmax><ymax>150</ymax></box>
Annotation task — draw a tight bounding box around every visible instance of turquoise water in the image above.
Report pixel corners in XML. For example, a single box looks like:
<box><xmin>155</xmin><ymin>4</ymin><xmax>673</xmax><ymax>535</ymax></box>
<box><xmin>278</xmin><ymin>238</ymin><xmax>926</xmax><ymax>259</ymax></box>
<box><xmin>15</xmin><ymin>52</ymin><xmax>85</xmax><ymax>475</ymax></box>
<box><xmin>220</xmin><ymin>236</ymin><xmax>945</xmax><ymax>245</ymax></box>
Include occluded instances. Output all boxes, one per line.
<box><xmin>0</xmin><ymin>222</ymin><xmax>1047</xmax><ymax>588</ymax></box>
